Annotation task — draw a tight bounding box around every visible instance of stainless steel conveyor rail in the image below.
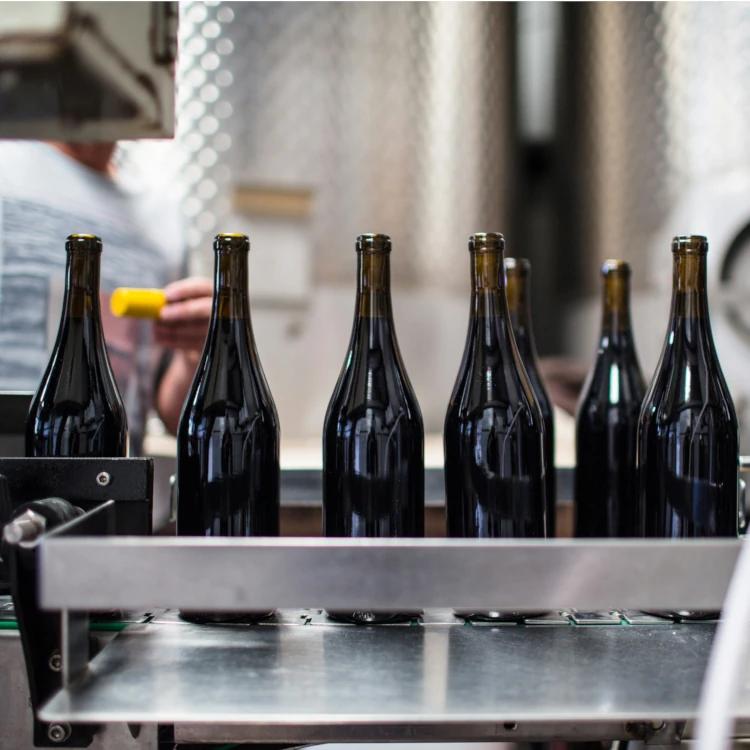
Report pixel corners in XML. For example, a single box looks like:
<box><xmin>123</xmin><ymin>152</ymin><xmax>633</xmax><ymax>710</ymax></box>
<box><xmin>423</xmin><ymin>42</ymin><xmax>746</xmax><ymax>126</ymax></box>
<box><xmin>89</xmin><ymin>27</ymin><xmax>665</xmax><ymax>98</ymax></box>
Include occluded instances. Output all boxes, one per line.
<box><xmin>5</xmin><ymin>459</ymin><xmax>749</xmax><ymax>748</ymax></box>
<box><xmin>38</xmin><ymin>610</ymin><xmax>725</xmax><ymax>745</ymax></box>
<box><xmin>32</xmin><ymin>503</ymin><xmax>750</xmax><ymax>746</ymax></box>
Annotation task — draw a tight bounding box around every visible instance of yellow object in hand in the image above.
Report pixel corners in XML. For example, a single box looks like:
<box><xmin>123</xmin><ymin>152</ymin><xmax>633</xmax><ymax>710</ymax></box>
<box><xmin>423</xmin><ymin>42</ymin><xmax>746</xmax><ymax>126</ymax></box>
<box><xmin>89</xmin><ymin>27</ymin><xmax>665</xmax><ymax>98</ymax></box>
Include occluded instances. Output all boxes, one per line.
<box><xmin>110</xmin><ymin>288</ymin><xmax>167</xmax><ymax>319</ymax></box>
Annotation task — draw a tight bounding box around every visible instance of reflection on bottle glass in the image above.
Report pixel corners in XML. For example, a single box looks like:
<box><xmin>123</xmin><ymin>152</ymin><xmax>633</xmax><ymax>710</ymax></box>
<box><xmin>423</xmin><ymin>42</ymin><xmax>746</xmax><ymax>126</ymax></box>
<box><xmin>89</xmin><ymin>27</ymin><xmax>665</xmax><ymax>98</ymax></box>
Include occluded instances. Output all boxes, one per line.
<box><xmin>26</xmin><ymin>234</ymin><xmax>128</xmax><ymax>458</ymax></box>
<box><xmin>445</xmin><ymin>234</ymin><xmax>547</xmax><ymax>622</ymax></box>
<box><xmin>177</xmin><ymin>233</ymin><xmax>279</xmax><ymax>624</ymax></box>
<box><xmin>575</xmin><ymin>260</ymin><xmax>645</xmax><ymax>537</ymax></box>
<box><xmin>637</xmin><ymin>235</ymin><xmax>739</xmax><ymax>620</ymax></box>
<box><xmin>323</xmin><ymin>234</ymin><xmax>424</xmax><ymax>624</ymax></box>
<box><xmin>506</xmin><ymin>258</ymin><xmax>556</xmax><ymax>536</ymax></box>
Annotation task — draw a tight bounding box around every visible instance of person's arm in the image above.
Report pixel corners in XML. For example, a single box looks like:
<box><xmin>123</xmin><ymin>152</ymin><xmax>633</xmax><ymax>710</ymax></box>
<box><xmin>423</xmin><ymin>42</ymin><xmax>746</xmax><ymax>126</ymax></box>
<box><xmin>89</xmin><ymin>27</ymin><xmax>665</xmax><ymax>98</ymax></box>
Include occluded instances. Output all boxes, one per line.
<box><xmin>153</xmin><ymin>277</ymin><xmax>213</xmax><ymax>434</ymax></box>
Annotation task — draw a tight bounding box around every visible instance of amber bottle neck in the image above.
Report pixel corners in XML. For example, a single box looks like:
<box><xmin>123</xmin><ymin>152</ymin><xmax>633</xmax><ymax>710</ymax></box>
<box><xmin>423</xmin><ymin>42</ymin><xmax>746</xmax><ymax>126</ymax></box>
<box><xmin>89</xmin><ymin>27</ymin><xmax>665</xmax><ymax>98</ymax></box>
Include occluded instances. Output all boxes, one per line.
<box><xmin>63</xmin><ymin>248</ymin><xmax>102</xmax><ymax>320</ymax></box>
<box><xmin>470</xmin><ymin>250</ymin><xmax>507</xmax><ymax>318</ymax></box>
<box><xmin>505</xmin><ymin>266</ymin><xmax>531</xmax><ymax>328</ymax></box>
<box><xmin>356</xmin><ymin>251</ymin><xmax>393</xmax><ymax>319</ymax></box>
<box><xmin>670</xmin><ymin>251</ymin><xmax>709</xmax><ymax>320</ymax></box>
<box><xmin>600</xmin><ymin>271</ymin><xmax>634</xmax><ymax>345</ymax></box>
<box><xmin>212</xmin><ymin>247</ymin><xmax>250</xmax><ymax>321</ymax></box>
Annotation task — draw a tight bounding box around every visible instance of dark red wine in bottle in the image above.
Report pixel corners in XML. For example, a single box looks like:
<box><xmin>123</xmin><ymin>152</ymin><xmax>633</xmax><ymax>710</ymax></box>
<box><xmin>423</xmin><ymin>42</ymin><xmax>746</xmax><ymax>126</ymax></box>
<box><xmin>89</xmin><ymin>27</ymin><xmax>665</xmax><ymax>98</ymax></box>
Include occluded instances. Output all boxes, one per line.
<box><xmin>505</xmin><ymin>257</ymin><xmax>556</xmax><ymax>536</ymax></box>
<box><xmin>444</xmin><ymin>233</ymin><xmax>547</xmax><ymax>622</ymax></box>
<box><xmin>323</xmin><ymin>233</ymin><xmax>424</xmax><ymax>624</ymax></box>
<box><xmin>637</xmin><ymin>235</ymin><xmax>738</xmax><ymax>620</ymax></box>
<box><xmin>575</xmin><ymin>261</ymin><xmax>645</xmax><ymax>537</ymax></box>
<box><xmin>177</xmin><ymin>233</ymin><xmax>280</xmax><ymax>624</ymax></box>
<box><xmin>26</xmin><ymin>234</ymin><xmax>128</xmax><ymax>457</ymax></box>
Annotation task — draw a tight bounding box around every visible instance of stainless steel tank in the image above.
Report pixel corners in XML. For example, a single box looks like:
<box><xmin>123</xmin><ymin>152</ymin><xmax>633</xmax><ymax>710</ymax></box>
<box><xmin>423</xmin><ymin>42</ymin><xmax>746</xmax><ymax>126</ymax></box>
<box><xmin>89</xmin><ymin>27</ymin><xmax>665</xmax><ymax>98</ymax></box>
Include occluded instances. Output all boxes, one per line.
<box><xmin>176</xmin><ymin>1</ymin><xmax>517</xmax><ymax>288</ymax></box>
<box><xmin>158</xmin><ymin>1</ymin><xmax>519</xmax><ymax>439</ymax></box>
<box><xmin>558</xmin><ymin>1</ymin><xmax>750</xmax><ymax>445</ymax></box>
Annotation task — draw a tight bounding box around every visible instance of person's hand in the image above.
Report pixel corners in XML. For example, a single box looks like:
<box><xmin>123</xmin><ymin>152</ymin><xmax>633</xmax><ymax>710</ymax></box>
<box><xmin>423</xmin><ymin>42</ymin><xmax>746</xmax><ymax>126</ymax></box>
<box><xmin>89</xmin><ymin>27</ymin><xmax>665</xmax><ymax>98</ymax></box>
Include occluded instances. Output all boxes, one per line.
<box><xmin>154</xmin><ymin>277</ymin><xmax>212</xmax><ymax>357</ymax></box>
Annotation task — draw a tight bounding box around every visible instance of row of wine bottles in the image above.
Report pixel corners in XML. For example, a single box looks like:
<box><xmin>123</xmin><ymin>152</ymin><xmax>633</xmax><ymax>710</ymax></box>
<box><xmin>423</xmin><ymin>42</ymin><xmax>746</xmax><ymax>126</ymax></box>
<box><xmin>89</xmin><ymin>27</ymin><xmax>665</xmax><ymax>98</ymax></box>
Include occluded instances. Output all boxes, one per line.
<box><xmin>575</xmin><ymin>235</ymin><xmax>738</xmax><ymax>540</ymax></box>
<box><xmin>24</xmin><ymin>232</ymin><xmax>739</xmax><ymax>617</ymax></box>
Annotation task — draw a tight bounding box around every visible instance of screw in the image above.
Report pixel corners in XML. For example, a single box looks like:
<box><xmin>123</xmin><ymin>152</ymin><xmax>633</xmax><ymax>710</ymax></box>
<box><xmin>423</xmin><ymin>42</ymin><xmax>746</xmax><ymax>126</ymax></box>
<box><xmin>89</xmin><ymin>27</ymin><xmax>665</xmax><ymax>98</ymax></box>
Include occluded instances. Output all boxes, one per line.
<box><xmin>48</xmin><ymin>723</ymin><xmax>71</xmax><ymax>743</ymax></box>
<box><xmin>96</xmin><ymin>471</ymin><xmax>111</xmax><ymax>487</ymax></box>
<box><xmin>48</xmin><ymin>650</ymin><xmax>62</xmax><ymax>672</ymax></box>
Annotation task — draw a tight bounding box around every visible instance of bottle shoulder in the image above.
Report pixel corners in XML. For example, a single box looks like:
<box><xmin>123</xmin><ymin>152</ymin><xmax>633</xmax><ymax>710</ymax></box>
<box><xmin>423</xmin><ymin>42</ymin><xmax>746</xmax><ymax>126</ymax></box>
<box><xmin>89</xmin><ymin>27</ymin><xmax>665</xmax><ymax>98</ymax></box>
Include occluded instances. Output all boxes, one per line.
<box><xmin>446</xmin><ymin>373</ymin><xmax>542</xmax><ymax>436</ymax></box>
<box><xmin>578</xmin><ymin>350</ymin><xmax>645</xmax><ymax>418</ymax></box>
<box><xmin>448</xmin><ymin>334</ymin><xmax>539</xmax><ymax>417</ymax></box>
<box><xmin>32</xmin><ymin>344</ymin><xmax>125</xmax><ymax>416</ymax></box>
<box><xmin>184</xmin><ymin>338</ymin><xmax>278</xmax><ymax>427</ymax></box>
<box><xmin>325</xmin><ymin>324</ymin><xmax>422</xmax><ymax>429</ymax></box>
<box><xmin>641</xmin><ymin>339</ymin><xmax>736</xmax><ymax>427</ymax></box>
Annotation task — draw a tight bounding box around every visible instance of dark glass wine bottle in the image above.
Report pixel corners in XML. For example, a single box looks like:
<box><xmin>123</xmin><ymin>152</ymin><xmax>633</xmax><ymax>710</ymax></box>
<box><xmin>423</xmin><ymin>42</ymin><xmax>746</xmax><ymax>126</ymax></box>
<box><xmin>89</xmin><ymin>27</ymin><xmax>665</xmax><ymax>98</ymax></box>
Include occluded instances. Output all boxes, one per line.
<box><xmin>177</xmin><ymin>233</ymin><xmax>280</xmax><ymax>624</ymax></box>
<box><xmin>26</xmin><ymin>234</ymin><xmax>128</xmax><ymax>457</ymax></box>
<box><xmin>444</xmin><ymin>233</ymin><xmax>547</xmax><ymax>622</ymax></box>
<box><xmin>505</xmin><ymin>257</ymin><xmax>556</xmax><ymax>536</ymax></box>
<box><xmin>575</xmin><ymin>260</ymin><xmax>645</xmax><ymax>537</ymax></box>
<box><xmin>637</xmin><ymin>236</ymin><xmax>738</xmax><ymax>620</ymax></box>
<box><xmin>323</xmin><ymin>233</ymin><xmax>424</xmax><ymax>625</ymax></box>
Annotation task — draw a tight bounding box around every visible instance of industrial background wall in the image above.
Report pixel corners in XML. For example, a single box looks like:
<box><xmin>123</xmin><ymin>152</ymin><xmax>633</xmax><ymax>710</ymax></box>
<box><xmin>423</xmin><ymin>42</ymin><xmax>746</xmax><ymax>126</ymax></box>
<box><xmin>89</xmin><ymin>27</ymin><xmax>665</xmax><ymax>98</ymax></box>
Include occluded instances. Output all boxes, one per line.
<box><xmin>125</xmin><ymin>0</ymin><xmax>518</xmax><ymax>440</ymax></box>
<box><xmin>122</xmin><ymin>1</ymin><xmax>750</xmax><ymax>448</ymax></box>
<box><xmin>558</xmin><ymin>1</ymin><xmax>750</xmax><ymax>447</ymax></box>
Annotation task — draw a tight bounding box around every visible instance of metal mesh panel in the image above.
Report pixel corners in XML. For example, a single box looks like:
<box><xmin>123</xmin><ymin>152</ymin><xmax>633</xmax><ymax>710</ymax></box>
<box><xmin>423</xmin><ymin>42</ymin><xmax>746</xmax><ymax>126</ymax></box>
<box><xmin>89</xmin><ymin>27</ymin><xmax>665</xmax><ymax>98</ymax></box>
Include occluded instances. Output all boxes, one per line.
<box><xmin>175</xmin><ymin>1</ymin><xmax>516</xmax><ymax>286</ymax></box>
<box><xmin>559</xmin><ymin>1</ymin><xmax>750</xmax><ymax>292</ymax></box>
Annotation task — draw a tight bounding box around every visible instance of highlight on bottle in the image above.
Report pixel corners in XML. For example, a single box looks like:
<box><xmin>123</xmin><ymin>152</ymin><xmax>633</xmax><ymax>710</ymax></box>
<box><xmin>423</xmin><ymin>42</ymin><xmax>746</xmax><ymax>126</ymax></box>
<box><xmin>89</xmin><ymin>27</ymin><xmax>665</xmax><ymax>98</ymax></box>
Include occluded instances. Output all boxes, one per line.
<box><xmin>356</xmin><ymin>233</ymin><xmax>391</xmax><ymax>254</ymax></box>
<box><xmin>601</xmin><ymin>259</ymin><xmax>630</xmax><ymax>276</ymax></box>
<box><xmin>66</xmin><ymin>233</ymin><xmax>102</xmax><ymax>251</ymax></box>
<box><xmin>671</xmin><ymin>234</ymin><xmax>708</xmax><ymax>255</ymax></box>
<box><xmin>214</xmin><ymin>232</ymin><xmax>250</xmax><ymax>251</ymax></box>
<box><xmin>468</xmin><ymin>232</ymin><xmax>504</xmax><ymax>253</ymax></box>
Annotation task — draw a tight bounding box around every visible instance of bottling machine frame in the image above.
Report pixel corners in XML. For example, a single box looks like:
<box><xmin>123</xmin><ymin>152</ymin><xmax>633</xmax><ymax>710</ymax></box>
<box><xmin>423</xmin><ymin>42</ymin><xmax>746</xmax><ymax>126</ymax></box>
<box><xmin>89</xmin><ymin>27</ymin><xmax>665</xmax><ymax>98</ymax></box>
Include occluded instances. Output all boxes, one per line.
<box><xmin>2</xmin><ymin>460</ymin><xmax>750</xmax><ymax>749</ymax></box>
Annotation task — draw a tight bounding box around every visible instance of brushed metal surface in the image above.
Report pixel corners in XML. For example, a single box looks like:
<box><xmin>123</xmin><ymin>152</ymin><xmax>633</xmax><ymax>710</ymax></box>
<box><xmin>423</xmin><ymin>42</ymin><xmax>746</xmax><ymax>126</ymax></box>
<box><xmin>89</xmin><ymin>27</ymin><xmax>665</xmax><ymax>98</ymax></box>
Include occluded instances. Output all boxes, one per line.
<box><xmin>175</xmin><ymin>2</ymin><xmax>516</xmax><ymax>286</ymax></box>
<box><xmin>0</xmin><ymin>632</ymin><xmax>158</xmax><ymax>749</ymax></box>
<box><xmin>39</xmin><ymin>536</ymin><xmax>740</xmax><ymax>612</ymax></box>
<box><xmin>40</xmin><ymin>616</ymin><xmax>718</xmax><ymax>731</ymax></box>
<box><xmin>559</xmin><ymin>2</ymin><xmax>750</xmax><ymax>291</ymax></box>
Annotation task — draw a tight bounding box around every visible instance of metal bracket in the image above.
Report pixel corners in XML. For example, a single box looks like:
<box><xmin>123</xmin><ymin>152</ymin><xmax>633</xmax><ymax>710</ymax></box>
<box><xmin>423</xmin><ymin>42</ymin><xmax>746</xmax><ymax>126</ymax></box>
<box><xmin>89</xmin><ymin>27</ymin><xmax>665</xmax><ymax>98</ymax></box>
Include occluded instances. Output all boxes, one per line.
<box><xmin>0</xmin><ymin>457</ymin><xmax>153</xmax><ymax>747</ymax></box>
<box><xmin>0</xmin><ymin>458</ymin><xmax>154</xmax><ymax>535</ymax></box>
<box><xmin>4</xmin><ymin>501</ymin><xmax>116</xmax><ymax>746</ymax></box>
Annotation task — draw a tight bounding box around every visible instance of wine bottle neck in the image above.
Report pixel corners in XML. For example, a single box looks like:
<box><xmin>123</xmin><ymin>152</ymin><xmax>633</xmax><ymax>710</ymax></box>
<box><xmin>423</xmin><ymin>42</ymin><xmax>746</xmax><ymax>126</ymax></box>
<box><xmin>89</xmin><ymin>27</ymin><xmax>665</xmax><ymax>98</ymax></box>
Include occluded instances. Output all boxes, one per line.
<box><xmin>356</xmin><ymin>252</ymin><xmax>393</xmax><ymax>319</ymax></box>
<box><xmin>599</xmin><ymin>271</ymin><xmax>634</xmax><ymax>346</ymax></box>
<box><xmin>63</xmin><ymin>248</ymin><xmax>102</xmax><ymax>320</ymax></box>
<box><xmin>505</xmin><ymin>263</ymin><xmax>537</xmax><ymax>356</ymax></box>
<box><xmin>212</xmin><ymin>248</ymin><xmax>251</xmax><ymax>321</ymax></box>
<box><xmin>670</xmin><ymin>251</ymin><xmax>709</xmax><ymax>321</ymax></box>
<box><xmin>470</xmin><ymin>251</ymin><xmax>507</xmax><ymax>319</ymax></box>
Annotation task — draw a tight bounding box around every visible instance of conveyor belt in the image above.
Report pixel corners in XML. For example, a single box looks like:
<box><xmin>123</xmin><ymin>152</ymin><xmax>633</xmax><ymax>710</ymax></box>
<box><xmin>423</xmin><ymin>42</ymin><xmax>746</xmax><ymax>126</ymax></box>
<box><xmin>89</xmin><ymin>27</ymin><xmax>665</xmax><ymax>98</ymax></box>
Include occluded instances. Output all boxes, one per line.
<box><xmin>39</xmin><ymin>610</ymin><xmax>724</xmax><ymax>743</ymax></box>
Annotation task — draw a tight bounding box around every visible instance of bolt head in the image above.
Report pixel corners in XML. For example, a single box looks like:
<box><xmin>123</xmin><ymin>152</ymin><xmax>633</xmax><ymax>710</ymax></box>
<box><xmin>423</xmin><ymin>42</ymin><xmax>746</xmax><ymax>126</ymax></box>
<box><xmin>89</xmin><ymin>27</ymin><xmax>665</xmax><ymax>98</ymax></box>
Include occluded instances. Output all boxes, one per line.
<box><xmin>48</xmin><ymin>651</ymin><xmax>62</xmax><ymax>672</ymax></box>
<box><xmin>48</xmin><ymin>723</ymin><xmax>71</xmax><ymax>742</ymax></box>
<box><xmin>96</xmin><ymin>472</ymin><xmax>111</xmax><ymax>487</ymax></box>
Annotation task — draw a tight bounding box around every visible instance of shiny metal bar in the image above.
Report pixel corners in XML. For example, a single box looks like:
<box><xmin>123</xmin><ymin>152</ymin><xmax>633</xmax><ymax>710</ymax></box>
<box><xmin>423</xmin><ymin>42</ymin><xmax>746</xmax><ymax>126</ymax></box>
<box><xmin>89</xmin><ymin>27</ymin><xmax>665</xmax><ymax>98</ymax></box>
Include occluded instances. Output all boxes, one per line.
<box><xmin>39</xmin><ymin>536</ymin><xmax>740</xmax><ymax>612</ymax></box>
<box><xmin>39</xmin><ymin>616</ymin><xmax>720</xmax><ymax>732</ymax></box>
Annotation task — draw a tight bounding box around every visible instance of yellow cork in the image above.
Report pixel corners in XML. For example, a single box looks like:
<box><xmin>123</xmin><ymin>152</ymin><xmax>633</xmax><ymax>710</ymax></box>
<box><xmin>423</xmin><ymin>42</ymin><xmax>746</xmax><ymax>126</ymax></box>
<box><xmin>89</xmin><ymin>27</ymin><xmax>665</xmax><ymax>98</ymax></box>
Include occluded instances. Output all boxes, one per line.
<box><xmin>110</xmin><ymin>288</ymin><xmax>167</xmax><ymax>319</ymax></box>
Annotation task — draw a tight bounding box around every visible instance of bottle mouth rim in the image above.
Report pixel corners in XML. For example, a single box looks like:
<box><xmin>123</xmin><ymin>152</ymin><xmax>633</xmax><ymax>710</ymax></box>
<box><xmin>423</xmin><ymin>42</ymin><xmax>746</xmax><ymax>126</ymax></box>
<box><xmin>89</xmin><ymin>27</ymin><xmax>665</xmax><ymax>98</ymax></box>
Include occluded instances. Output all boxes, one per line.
<box><xmin>672</xmin><ymin>235</ymin><xmax>708</xmax><ymax>255</ymax></box>
<box><xmin>356</xmin><ymin>233</ymin><xmax>391</xmax><ymax>254</ymax></box>
<box><xmin>504</xmin><ymin>256</ymin><xmax>530</xmax><ymax>274</ymax></box>
<box><xmin>66</xmin><ymin>233</ymin><xmax>102</xmax><ymax>251</ymax></box>
<box><xmin>469</xmin><ymin>232</ymin><xmax>505</xmax><ymax>252</ymax></box>
<box><xmin>214</xmin><ymin>232</ymin><xmax>249</xmax><ymax>251</ymax></box>
<box><xmin>601</xmin><ymin>259</ymin><xmax>631</xmax><ymax>275</ymax></box>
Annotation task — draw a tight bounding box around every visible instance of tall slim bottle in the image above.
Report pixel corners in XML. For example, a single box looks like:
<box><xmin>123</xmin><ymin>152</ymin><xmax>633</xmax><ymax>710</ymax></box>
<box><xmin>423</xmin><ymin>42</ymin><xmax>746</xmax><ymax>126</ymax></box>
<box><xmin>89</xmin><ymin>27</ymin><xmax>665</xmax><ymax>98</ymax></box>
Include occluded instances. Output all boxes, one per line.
<box><xmin>445</xmin><ymin>233</ymin><xmax>547</xmax><ymax>621</ymax></box>
<box><xmin>26</xmin><ymin>234</ymin><xmax>128</xmax><ymax>457</ymax></box>
<box><xmin>505</xmin><ymin>257</ymin><xmax>556</xmax><ymax>536</ymax></box>
<box><xmin>637</xmin><ymin>236</ymin><xmax>738</xmax><ymax>617</ymax></box>
<box><xmin>575</xmin><ymin>260</ymin><xmax>645</xmax><ymax>537</ymax></box>
<box><xmin>323</xmin><ymin>233</ymin><xmax>424</xmax><ymax>624</ymax></box>
<box><xmin>177</xmin><ymin>233</ymin><xmax>280</xmax><ymax>624</ymax></box>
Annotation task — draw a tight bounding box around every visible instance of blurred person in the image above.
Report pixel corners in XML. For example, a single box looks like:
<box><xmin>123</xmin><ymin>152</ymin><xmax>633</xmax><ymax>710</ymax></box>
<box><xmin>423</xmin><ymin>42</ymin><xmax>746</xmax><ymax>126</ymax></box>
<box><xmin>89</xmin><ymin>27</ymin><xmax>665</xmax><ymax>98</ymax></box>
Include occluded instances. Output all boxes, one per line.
<box><xmin>0</xmin><ymin>140</ymin><xmax>212</xmax><ymax>454</ymax></box>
